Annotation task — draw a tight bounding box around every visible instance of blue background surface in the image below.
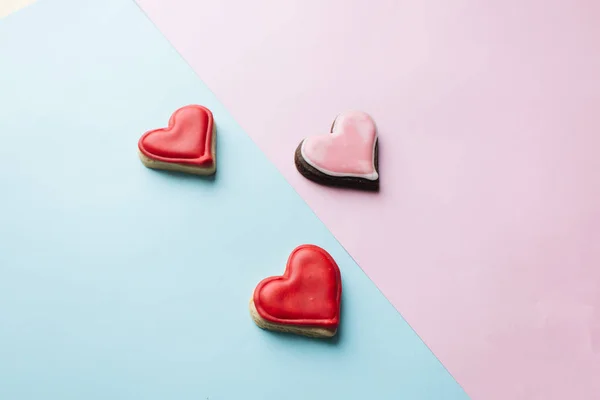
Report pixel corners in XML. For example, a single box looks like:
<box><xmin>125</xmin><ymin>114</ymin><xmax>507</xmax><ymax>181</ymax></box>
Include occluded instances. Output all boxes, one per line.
<box><xmin>0</xmin><ymin>0</ymin><xmax>469</xmax><ymax>398</ymax></box>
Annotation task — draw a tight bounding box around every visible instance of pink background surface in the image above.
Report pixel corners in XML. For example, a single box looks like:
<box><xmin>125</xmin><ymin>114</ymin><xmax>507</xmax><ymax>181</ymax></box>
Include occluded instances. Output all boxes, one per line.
<box><xmin>136</xmin><ymin>0</ymin><xmax>600</xmax><ymax>398</ymax></box>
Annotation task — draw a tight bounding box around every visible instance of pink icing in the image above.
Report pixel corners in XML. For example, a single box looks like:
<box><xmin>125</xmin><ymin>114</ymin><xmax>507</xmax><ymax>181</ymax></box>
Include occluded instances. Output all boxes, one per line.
<box><xmin>301</xmin><ymin>111</ymin><xmax>378</xmax><ymax>180</ymax></box>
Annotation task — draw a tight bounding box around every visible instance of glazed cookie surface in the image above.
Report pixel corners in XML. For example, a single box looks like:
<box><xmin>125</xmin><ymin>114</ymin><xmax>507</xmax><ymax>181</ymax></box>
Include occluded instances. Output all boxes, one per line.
<box><xmin>250</xmin><ymin>244</ymin><xmax>342</xmax><ymax>338</ymax></box>
<box><xmin>295</xmin><ymin>111</ymin><xmax>378</xmax><ymax>190</ymax></box>
<box><xmin>138</xmin><ymin>105</ymin><xmax>216</xmax><ymax>175</ymax></box>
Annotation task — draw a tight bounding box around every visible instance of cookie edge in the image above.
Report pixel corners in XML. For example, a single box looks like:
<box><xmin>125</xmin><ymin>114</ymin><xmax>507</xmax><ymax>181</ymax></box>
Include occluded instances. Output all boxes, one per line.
<box><xmin>138</xmin><ymin>124</ymin><xmax>217</xmax><ymax>176</ymax></box>
<box><xmin>294</xmin><ymin>139</ymin><xmax>379</xmax><ymax>191</ymax></box>
<box><xmin>249</xmin><ymin>299</ymin><xmax>337</xmax><ymax>339</ymax></box>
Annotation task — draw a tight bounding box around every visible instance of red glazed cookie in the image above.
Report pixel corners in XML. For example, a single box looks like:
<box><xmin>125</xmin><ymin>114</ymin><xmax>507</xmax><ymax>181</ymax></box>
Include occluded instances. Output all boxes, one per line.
<box><xmin>250</xmin><ymin>245</ymin><xmax>342</xmax><ymax>338</ymax></box>
<box><xmin>138</xmin><ymin>105</ymin><xmax>216</xmax><ymax>175</ymax></box>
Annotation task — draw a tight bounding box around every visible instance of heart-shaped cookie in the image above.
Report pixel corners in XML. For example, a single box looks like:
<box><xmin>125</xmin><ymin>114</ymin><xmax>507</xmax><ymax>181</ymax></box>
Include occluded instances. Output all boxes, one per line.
<box><xmin>295</xmin><ymin>110</ymin><xmax>379</xmax><ymax>190</ymax></box>
<box><xmin>138</xmin><ymin>105</ymin><xmax>216</xmax><ymax>175</ymax></box>
<box><xmin>250</xmin><ymin>244</ymin><xmax>342</xmax><ymax>338</ymax></box>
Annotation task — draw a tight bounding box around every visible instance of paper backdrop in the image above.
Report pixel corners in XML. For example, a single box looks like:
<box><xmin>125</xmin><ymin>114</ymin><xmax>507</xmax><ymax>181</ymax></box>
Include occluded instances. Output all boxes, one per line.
<box><xmin>0</xmin><ymin>0</ymin><xmax>468</xmax><ymax>398</ymax></box>
<box><xmin>135</xmin><ymin>1</ymin><xmax>600</xmax><ymax>399</ymax></box>
<box><xmin>0</xmin><ymin>0</ymin><xmax>37</xmax><ymax>18</ymax></box>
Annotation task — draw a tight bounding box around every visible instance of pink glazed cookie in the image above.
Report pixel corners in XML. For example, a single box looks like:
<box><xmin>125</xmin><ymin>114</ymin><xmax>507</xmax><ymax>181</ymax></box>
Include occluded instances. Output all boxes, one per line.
<box><xmin>294</xmin><ymin>111</ymin><xmax>379</xmax><ymax>191</ymax></box>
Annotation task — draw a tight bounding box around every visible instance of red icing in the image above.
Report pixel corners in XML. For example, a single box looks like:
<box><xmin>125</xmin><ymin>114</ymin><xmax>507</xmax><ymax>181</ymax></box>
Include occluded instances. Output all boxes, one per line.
<box><xmin>138</xmin><ymin>105</ymin><xmax>215</xmax><ymax>167</ymax></box>
<box><xmin>253</xmin><ymin>245</ymin><xmax>342</xmax><ymax>329</ymax></box>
